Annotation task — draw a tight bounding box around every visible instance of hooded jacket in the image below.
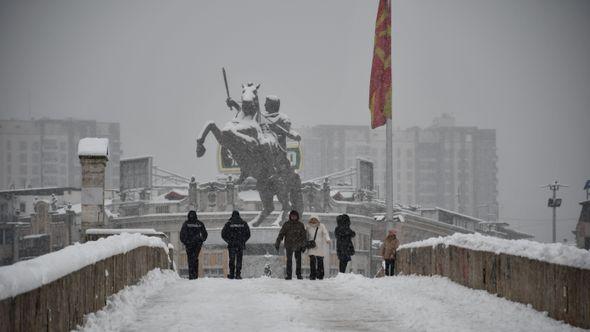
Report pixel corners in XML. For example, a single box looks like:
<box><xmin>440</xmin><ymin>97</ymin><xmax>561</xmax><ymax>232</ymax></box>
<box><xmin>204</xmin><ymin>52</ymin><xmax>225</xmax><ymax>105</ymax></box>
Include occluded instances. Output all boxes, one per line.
<box><xmin>221</xmin><ymin>211</ymin><xmax>251</xmax><ymax>249</ymax></box>
<box><xmin>335</xmin><ymin>214</ymin><xmax>356</xmax><ymax>258</ymax></box>
<box><xmin>305</xmin><ymin>216</ymin><xmax>331</xmax><ymax>257</ymax></box>
<box><xmin>275</xmin><ymin>210</ymin><xmax>307</xmax><ymax>251</ymax></box>
<box><xmin>380</xmin><ymin>233</ymin><xmax>400</xmax><ymax>260</ymax></box>
<box><xmin>180</xmin><ymin>210</ymin><xmax>208</xmax><ymax>249</ymax></box>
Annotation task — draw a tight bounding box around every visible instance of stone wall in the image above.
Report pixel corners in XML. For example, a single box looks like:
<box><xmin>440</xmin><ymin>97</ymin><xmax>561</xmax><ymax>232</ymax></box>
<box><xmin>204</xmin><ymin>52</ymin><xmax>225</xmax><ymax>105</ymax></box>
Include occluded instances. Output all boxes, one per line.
<box><xmin>0</xmin><ymin>245</ymin><xmax>169</xmax><ymax>331</ymax></box>
<box><xmin>397</xmin><ymin>244</ymin><xmax>590</xmax><ymax>329</ymax></box>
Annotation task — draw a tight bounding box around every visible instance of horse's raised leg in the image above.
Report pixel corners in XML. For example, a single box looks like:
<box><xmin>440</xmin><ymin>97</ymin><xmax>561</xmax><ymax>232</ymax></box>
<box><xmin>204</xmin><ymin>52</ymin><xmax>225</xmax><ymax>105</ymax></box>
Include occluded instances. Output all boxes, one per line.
<box><xmin>196</xmin><ymin>122</ymin><xmax>222</xmax><ymax>157</ymax></box>
<box><xmin>289</xmin><ymin>173</ymin><xmax>304</xmax><ymax>215</ymax></box>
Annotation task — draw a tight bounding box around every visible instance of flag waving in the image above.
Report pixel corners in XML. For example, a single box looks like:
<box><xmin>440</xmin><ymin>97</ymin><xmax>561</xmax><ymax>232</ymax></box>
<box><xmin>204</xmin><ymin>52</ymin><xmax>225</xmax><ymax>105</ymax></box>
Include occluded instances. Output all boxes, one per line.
<box><xmin>369</xmin><ymin>0</ymin><xmax>392</xmax><ymax>129</ymax></box>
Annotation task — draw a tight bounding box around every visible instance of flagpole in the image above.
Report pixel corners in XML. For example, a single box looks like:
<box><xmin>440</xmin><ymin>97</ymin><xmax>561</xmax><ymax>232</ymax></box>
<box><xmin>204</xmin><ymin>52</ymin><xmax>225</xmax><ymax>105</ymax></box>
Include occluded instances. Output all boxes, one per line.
<box><xmin>385</xmin><ymin>0</ymin><xmax>393</xmax><ymax>227</ymax></box>
<box><xmin>385</xmin><ymin>118</ymin><xmax>393</xmax><ymax>226</ymax></box>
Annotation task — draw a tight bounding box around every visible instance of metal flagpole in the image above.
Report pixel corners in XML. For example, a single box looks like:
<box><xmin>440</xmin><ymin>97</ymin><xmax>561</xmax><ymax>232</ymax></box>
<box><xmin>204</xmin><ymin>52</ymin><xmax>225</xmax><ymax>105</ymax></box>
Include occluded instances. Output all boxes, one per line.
<box><xmin>386</xmin><ymin>118</ymin><xmax>393</xmax><ymax>226</ymax></box>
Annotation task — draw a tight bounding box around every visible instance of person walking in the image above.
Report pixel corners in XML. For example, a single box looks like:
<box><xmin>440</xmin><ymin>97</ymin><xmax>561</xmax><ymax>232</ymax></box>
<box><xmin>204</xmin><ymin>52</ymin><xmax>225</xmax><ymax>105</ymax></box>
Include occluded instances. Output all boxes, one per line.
<box><xmin>180</xmin><ymin>210</ymin><xmax>208</xmax><ymax>279</ymax></box>
<box><xmin>335</xmin><ymin>214</ymin><xmax>356</xmax><ymax>273</ymax></box>
<box><xmin>380</xmin><ymin>229</ymin><xmax>400</xmax><ymax>276</ymax></box>
<box><xmin>221</xmin><ymin>210</ymin><xmax>251</xmax><ymax>279</ymax></box>
<box><xmin>275</xmin><ymin>210</ymin><xmax>307</xmax><ymax>280</ymax></box>
<box><xmin>305</xmin><ymin>215</ymin><xmax>331</xmax><ymax>280</ymax></box>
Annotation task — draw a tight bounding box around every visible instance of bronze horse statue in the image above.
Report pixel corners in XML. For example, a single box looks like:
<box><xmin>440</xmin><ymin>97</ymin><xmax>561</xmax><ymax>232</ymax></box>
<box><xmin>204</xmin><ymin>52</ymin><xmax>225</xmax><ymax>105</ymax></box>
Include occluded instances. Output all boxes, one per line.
<box><xmin>196</xmin><ymin>83</ymin><xmax>303</xmax><ymax>226</ymax></box>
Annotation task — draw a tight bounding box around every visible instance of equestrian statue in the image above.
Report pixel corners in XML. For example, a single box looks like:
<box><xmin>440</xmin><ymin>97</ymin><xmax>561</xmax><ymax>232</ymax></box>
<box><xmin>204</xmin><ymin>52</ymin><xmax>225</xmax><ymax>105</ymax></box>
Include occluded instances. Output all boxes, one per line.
<box><xmin>196</xmin><ymin>70</ymin><xmax>303</xmax><ymax>226</ymax></box>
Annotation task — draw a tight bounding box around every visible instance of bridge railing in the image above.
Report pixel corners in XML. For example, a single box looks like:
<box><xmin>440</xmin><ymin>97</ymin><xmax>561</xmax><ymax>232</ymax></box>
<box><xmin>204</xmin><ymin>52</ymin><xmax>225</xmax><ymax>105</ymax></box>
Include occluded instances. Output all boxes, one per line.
<box><xmin>396</xmin><ymin>233</ymin><xmax>590</xmax><ymax>329</ymax></box>
<box><xmin>0</xmin><ymin>233</ymin><xmax>171</xmax><ymax>331</ymax></box>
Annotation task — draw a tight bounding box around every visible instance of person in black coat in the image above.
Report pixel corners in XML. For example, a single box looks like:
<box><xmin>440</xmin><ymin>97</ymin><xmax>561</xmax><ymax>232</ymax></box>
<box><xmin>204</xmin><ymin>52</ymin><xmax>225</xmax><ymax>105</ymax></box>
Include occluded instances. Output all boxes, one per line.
<box><xmin>221</xmin><ymin>210</ymin><xmax>251</xmax><ymax>279</ymax></box>
<box><xmin>335</xmin><ymin>214</ymin><xmax>356</xmax><ymax>273</ymax></box>
<box><xmin>180</xmin><ymin>210</ymin><xmax>208</xmax><ymax>279</ymax></box>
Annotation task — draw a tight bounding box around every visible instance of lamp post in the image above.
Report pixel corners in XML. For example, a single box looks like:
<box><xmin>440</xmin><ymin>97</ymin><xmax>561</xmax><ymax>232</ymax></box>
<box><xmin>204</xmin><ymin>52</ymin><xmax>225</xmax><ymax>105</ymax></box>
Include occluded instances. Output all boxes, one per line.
<box><xmin>541</xmin><ymin>180</ymin><xmax>568</xmax><ymax>243</ymax></box>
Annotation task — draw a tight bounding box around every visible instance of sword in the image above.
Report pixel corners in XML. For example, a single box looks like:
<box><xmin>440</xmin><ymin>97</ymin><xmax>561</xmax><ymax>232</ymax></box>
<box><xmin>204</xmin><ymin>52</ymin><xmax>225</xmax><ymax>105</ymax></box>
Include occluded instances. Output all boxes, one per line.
<box><xmin>222</xmin><ymin>67</ymin><xmax>233</xmax><ymax>111</ymax></box>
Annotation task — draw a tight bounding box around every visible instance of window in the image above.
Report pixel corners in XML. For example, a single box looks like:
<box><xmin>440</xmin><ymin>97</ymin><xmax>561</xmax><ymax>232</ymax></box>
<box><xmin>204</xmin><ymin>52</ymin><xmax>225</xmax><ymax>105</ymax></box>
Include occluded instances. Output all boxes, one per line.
<box><xmin>20</xmin><ymin>202</ymin><xmax>25</xmax><ymax>213</ymax></box>
<box><xmin>45</xmin><ymin>176</ymin><xmax>58</xmax><ymax>186</ymax></box>
<box><xmin>4</xmin><ymin>230</ymin><xmax>13</xmax><ymax>244</ymax></box>
<box><xmin>43</xmin><ymin>139</ymin><xmax>58</xmax><ymax>149</ymax></box>
<box><xmin>6</xmin><ymin>140</ymin><xmax>11</xmax><ymax>150</ymax></box>
<box><xmin>44</xmin><ymin>164</ymin><xmax>58</xmax><ymax>173</ymax></box>
<box><xmin>19</xmin><ymin>153</ymin><xmax>27</xmax><ymax>163</ymax></box>
<box><xmin>32</xmin><ymin>142</ymin><xmax>39</xmax><ymax>150</ymax></box>
<box><xmin>43</xmin><ymin>152</ymin><xmax>58</xmax><ymax>162</ymax></box>
<box><xmin>155</xmin><ymin>206</ymin><xmax>170</xmax><ymax>214</ymax></box>
<box><xmin>19</xmin><ymin>141</ymin><xmax>27</xmax><ymax>150</ymax></box>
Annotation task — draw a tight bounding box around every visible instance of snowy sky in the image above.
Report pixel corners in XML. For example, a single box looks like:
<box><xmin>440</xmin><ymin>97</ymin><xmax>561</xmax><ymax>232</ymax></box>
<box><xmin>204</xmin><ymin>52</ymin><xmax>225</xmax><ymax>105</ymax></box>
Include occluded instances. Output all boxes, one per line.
<box><xmin>0</xmin><ymin>0</ymin><xmax>589</xmax><ymax>243</ymax></box>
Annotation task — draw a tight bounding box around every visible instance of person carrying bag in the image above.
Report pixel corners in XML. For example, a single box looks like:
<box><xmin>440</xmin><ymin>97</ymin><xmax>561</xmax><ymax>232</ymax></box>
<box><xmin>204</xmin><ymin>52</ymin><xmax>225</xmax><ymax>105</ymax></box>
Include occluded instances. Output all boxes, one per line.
<box><xmin>305</xmin><ymin>216</ymin><xmax>331</xmax><ymax>280</ymax></box>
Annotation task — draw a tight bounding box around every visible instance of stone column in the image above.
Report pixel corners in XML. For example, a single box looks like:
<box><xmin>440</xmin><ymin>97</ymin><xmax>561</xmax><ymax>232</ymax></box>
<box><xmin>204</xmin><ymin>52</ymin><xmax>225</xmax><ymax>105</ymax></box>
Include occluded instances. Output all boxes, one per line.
<box><xmin>78</xmin><ymin>138</ymin><xmax>109</xmax><ymax>239</ymax></box>
<box><xmin>188</xmin><ymin>176</ymin><xmax>198</xmax><ymax>211</ymax></box>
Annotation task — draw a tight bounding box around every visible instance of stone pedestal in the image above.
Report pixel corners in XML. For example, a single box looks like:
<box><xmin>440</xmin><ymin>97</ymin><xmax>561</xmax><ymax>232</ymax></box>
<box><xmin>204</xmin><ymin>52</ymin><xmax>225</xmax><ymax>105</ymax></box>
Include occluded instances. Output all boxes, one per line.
<box><xmin>78</xmin><ymin>137</ymin><xmax>109</xmax><ymax>238</ymax></box>
<box><xmin>80</xmin><ymin>157</ymin><xmax>108</xmax><ymax>235</ymax></box>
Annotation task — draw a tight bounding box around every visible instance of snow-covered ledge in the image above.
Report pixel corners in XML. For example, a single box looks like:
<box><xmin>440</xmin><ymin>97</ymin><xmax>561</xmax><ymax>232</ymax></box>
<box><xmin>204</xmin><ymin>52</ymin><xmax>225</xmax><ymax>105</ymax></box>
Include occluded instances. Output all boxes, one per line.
<box><xmin>399</xmin><ymin>233</ymin><xmax>590</xmax><ymax>270</ymax></box>
<box><xmin>0</xmin><ymin>233</ymin><xmax>171</xmax><ymax>331</ymax></box>
<box><xmin>397</xmin><ymin>233</ymin><xmax>590</xmax><ymax>329</ymax></box>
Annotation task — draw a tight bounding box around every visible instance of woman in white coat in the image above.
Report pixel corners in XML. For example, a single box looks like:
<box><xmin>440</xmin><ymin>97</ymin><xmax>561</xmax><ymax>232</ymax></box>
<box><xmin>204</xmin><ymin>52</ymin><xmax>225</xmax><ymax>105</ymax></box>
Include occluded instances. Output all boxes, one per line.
<box><xmin>305</xmin><ymin>215</ymin><xmax>331</xmax><ymax>280</ymax></box>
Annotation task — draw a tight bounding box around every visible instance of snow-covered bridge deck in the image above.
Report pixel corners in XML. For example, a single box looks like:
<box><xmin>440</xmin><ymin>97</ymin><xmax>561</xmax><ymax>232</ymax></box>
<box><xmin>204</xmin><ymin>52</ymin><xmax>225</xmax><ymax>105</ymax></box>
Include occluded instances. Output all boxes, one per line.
<box><xmin>80</xmin><ymin>270</ymin><xmax>582</xmax><ymax>332</ymax></box>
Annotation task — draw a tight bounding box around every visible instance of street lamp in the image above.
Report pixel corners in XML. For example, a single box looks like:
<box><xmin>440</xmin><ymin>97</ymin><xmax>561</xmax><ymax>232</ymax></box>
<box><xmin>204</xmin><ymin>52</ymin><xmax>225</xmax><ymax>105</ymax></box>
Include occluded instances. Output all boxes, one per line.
<box><xmin>541</xmin><ymin>180</ymin><xmax>568</xmax><ymax>243</ymax></box>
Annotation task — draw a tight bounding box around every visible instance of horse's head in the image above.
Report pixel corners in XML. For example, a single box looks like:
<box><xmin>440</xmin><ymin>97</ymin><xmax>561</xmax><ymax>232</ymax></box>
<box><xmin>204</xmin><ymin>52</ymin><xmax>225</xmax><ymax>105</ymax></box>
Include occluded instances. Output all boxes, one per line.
<box><xmin>241</xmin><ymin>82</ymin><xmax>260</xmax><ymax>117</ymax></box>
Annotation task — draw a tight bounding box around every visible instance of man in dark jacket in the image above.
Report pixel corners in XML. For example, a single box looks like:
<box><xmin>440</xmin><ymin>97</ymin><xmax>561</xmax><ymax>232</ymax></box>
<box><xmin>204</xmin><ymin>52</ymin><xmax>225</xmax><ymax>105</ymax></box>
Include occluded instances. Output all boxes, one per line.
<box><xmin>275</xmin><ymin>210</ymin><xmax>306</xmax><ymax>280</ymax></box>
<box><xmin>180</xmin><ymin>210</ymin><xmax>208</xmax><ymax>279</ymax></box>
<box><xmin>221</xmin><ymin>210</ymin><xmax>251</xmax><ymax>279</ymax></box>
<box><xmin>335</xmin><ymin>214</ymin><xmax>356</xmax><ymax>273</ymax></box>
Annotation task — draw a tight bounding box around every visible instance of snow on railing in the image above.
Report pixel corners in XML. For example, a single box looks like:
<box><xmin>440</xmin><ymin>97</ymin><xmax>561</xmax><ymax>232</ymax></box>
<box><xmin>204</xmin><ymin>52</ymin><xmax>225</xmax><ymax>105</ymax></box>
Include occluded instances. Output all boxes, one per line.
<box><xmin>399</xmin><ymin>233</ymin><xmax>590</xmax><ymax>270</ymax></box>
<box><xmin>0</xmin><ymin>233</ymin><xmax>168</xmax><ymax>300</ymax></box>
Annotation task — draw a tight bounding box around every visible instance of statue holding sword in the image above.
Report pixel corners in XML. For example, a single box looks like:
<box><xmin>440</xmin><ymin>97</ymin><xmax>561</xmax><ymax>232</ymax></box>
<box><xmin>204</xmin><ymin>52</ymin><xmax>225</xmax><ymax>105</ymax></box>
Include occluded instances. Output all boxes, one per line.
<box><xmin>223</xmin><ymin>69</ymin><xmax>300</xmax><ymax>152</ymax></box>
<box><xmin>196</xmin><ymin>67</ymin><xmax>303</xmax><ymax>226</ymax></box>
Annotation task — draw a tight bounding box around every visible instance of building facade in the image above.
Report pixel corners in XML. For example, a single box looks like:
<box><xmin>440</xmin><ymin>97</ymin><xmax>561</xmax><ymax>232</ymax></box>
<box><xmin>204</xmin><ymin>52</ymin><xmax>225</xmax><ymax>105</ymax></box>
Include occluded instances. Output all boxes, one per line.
<box><xmin>574</xmin><ymin>200</ymin><xmax>590</xmax><ymax>249</ymax></box>
<box><xmin>0</xmin><ymin>118</ymin><xmax>122</xmax><ymax>190</ymax></box>
<box><xmin>0</xmin><ymin>199</ymin><xmax>80</xmax><ymax>266</ymax></box>
<box><xmin>298</xmin><ymin>115</ymin><xmax>498</xmax><ymax>220</ymax></box>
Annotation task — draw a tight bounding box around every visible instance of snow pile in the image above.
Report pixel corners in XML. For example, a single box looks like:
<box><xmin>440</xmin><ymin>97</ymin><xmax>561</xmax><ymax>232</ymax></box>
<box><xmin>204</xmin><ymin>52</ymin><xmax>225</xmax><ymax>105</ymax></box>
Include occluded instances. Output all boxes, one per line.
<box><xmin>78</xmin><ymin>272</ymin><xmax>584</xmax><ymax>332</ymax></box>
<box><xmin>85</xmin><ymin>228</ymin><xmax>162</xmax><ymax>236</ymax></box>
<box><xmin>0</xmin><ymin>233</ymin><xmax>168</xmax><ymax>300</ymax></box>
<box><xmin>78</xmin><ymin>137</ymin><xmax>109</xmax><ymax>157</ymax></box>
<box><xmin>78</xmin><ymin>269</ymin><xmax>179</xmax><ymax>332</ymax></box>
<box><xmin>400</xmin><ymin>233</ymin><xmax>590</xmax><ymax>269</ymax></box>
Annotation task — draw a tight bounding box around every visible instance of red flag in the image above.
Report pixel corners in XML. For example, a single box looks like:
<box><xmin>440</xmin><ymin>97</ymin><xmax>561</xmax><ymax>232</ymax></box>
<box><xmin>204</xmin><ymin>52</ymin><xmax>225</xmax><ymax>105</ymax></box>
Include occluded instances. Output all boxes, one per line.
<box><xmin>369</xmin><ymin>0</ymin><xmax>392</xmax><ymax>129</ymax></box>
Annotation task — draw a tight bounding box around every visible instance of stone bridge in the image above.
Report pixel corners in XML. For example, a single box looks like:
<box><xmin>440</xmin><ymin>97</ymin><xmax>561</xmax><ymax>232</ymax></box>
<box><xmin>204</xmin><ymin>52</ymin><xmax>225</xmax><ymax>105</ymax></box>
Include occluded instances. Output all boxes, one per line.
<box><xmin>1</xmin><ymin>232</ymin><xmax>588</xmax><ymax>331</ymax></box>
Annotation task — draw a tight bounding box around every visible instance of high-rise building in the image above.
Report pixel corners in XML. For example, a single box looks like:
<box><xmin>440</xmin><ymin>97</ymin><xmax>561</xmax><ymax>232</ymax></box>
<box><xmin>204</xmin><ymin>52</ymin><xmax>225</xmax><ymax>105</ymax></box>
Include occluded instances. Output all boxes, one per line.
<box><xmin>0</xmin><ymin>118</ymin><xmax>122</xmax><ymax>190</ymax></box>
<box><xmin>298</xmin><ymin>115</ymin><xmax>498</xmax><ymax>220</ymax></box>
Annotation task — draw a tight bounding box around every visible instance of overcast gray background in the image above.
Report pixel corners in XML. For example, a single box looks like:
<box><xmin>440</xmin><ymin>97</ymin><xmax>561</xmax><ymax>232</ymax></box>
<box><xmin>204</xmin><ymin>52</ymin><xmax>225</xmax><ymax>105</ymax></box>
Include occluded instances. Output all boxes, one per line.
<box><xmin>1</xmin><ymin>0</ymin><xmax>589</xmax><ymax>242</ymax></box>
